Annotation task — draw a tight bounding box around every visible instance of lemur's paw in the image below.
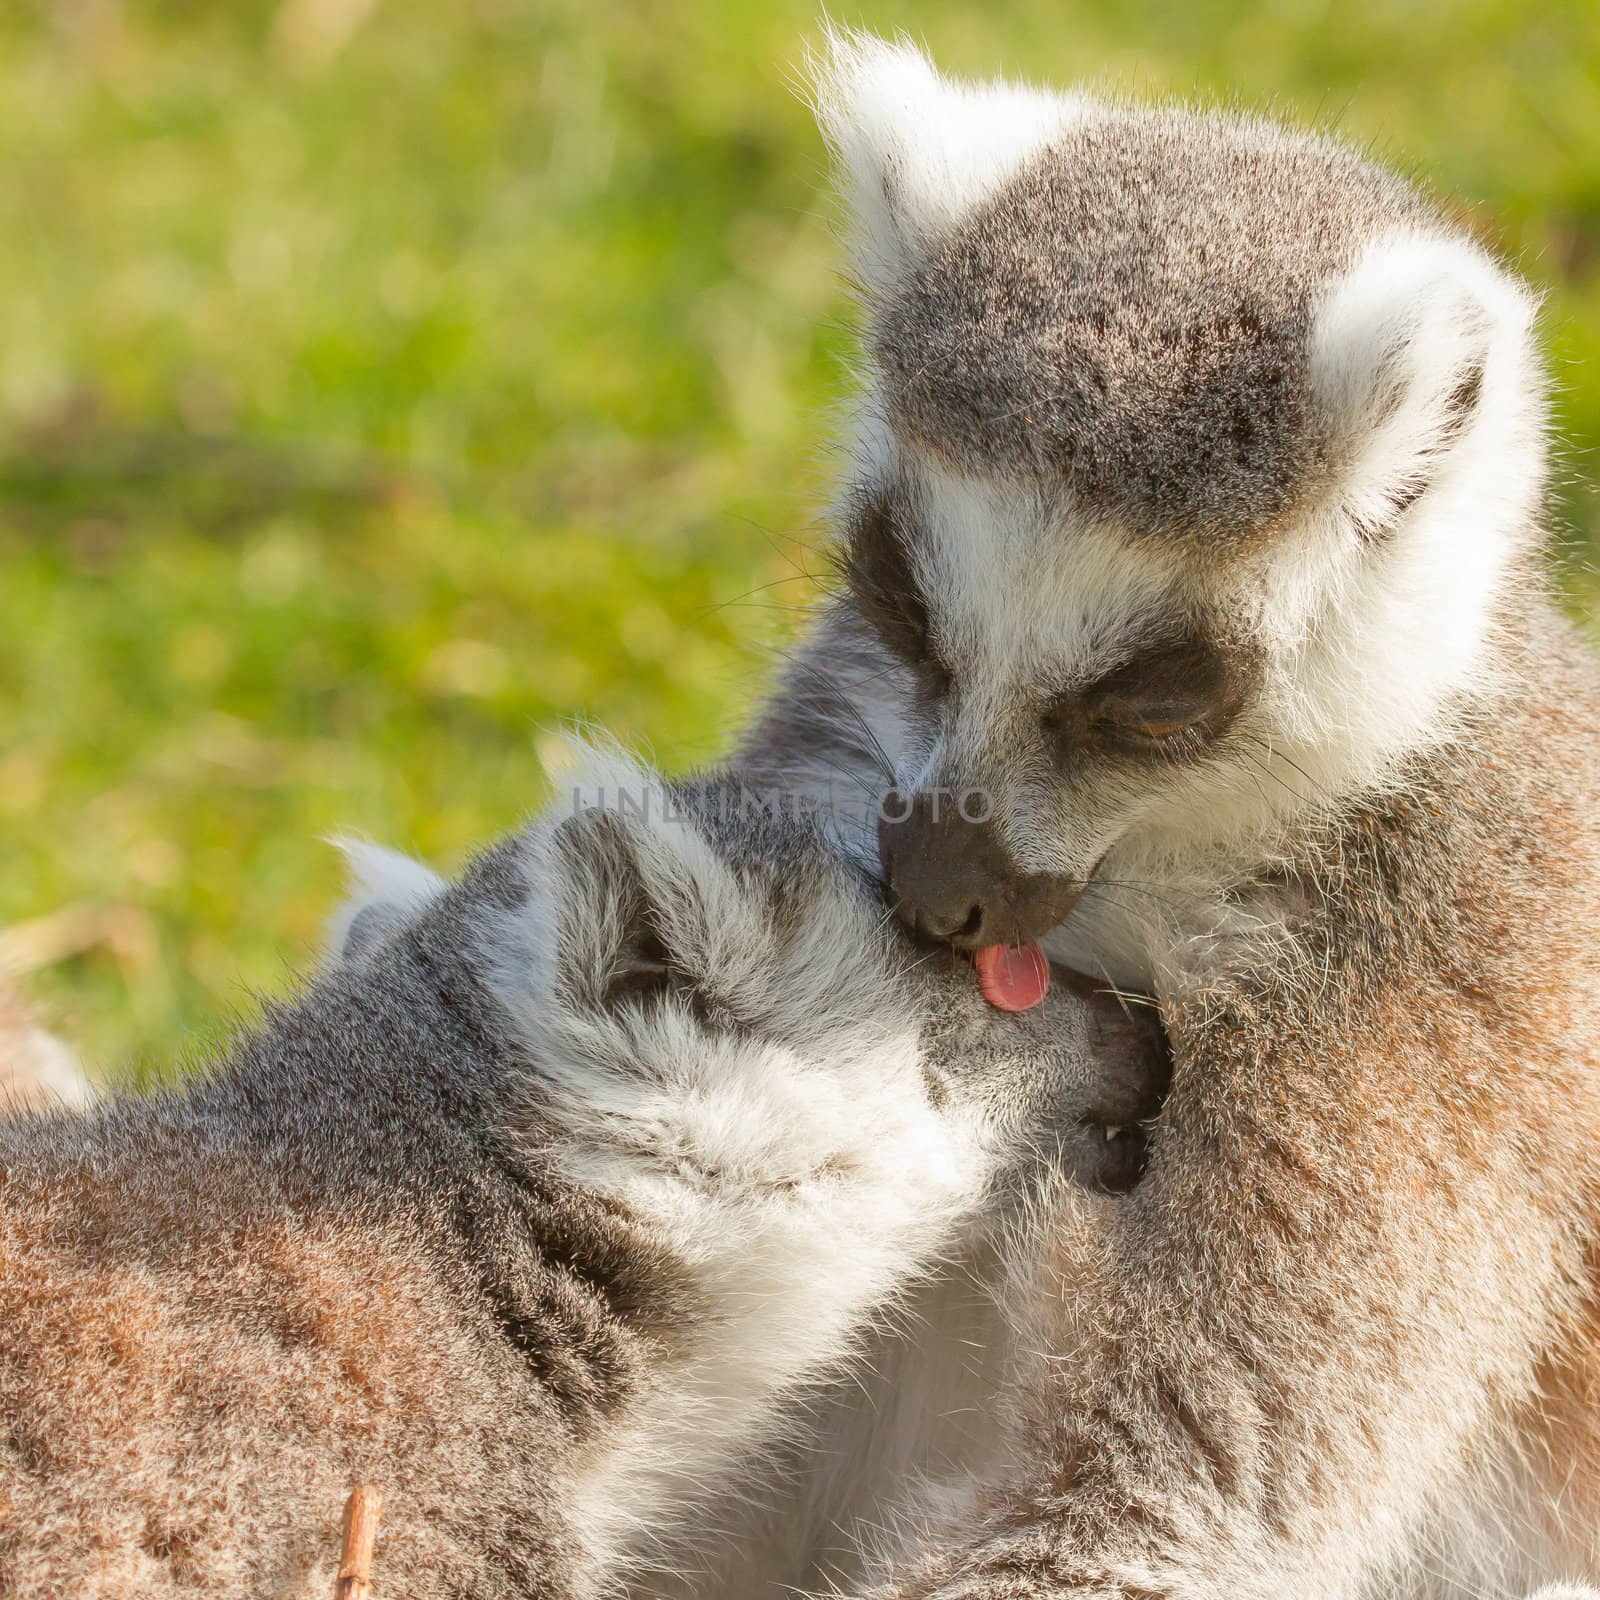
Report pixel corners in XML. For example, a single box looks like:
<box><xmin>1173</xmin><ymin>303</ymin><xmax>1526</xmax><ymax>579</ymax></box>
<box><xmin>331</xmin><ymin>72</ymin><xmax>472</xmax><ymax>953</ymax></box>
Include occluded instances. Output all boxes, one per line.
<box><xmin>1057</xmin><ymin>976</ymin><xmax>1171</xmax><ymax>1195</ymax></box>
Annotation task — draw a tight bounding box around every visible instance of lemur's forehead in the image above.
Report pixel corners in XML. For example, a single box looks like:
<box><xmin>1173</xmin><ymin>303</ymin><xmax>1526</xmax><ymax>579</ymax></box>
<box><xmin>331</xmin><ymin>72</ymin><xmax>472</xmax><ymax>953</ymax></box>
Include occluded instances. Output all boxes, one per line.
<box><xmin>915</xmin><ymin>467</ymin><xmax>1177</xmax><ymax>684</ymax></box>
<box><xmin>902</xmin><ymin>464</ymin><xmax>1206</xmax><ymax>689</ymax></box>
<box><xmin>872</xmin><ymin>105</ymin><xmax>1441</xmax><ymax>547</ymax></box>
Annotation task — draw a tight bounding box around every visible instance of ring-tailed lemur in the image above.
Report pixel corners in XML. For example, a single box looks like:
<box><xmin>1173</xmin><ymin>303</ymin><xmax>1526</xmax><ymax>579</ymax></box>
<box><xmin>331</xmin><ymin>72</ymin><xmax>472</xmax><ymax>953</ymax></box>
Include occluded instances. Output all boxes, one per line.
<box><xmin>735</xmin><ymin>32</ymin><xmax>1600</xmax><ymax>1599</ymax></box>
<box><xmin>0</xmin><ymin>747</ymin><xmax>1163</xmax><ymax>1599</ymax></box>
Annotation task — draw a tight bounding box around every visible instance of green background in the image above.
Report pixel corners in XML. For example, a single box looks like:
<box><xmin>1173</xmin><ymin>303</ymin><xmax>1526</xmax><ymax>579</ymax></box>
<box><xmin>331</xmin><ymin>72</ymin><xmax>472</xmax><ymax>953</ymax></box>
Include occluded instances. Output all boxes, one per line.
<box><xmin>2</xmin><ymin>1</ymin><xmax>1597</xmax><ymax>1079</ymax></box>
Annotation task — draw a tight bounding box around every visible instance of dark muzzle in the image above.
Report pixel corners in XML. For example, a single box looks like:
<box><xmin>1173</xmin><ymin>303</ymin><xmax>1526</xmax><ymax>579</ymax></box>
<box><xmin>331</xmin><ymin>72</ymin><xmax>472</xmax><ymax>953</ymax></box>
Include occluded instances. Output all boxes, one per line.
<box><xmin>877</xmin><ymin>789</ymin><xmax>1081</xmax><ymax>949</ymax></box>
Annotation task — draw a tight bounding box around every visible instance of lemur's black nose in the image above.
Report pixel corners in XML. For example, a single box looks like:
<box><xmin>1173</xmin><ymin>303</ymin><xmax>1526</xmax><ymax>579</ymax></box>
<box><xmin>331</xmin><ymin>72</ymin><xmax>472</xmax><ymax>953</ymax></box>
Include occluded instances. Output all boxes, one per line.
<box><xmin>876</xmin><ymin>789</ymin><xmax>1081</xmax><ymax>950</ymax></box>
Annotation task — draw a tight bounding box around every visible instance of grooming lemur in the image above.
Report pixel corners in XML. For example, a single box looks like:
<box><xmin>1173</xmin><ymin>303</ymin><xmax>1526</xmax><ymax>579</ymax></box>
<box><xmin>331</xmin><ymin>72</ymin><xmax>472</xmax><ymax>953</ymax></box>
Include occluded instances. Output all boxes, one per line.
<box><xmin>730</xmin><ymin>33</ymin><xmax>1600</xmax><ymax>1600</ymax></box>
<box><xmin>0</xmin><ymin>748</ymin><xmax>1161</xmax><ymax>1598</ymax></box>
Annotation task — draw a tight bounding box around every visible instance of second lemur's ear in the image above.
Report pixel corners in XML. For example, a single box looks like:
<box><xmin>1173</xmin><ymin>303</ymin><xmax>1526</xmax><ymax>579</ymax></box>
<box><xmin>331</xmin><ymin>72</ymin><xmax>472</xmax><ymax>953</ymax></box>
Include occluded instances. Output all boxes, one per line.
<box><xmin>326</xmin><ymin>840</ymin><xmax>447</xmax><ymax>962</ymax></box>
<box><xmin>808</xmin><ymin>29</ymin><xmax>1087</xmax><ymax>292</ymax></box>
<box><xmin>549</xmin><ymin>800</ymin><xmax>713</xmax><ymax>1017</ymax></box>
<box><xmin>1310</xmin><ymin>234</ymin><xmax>1540</xmax><ymax>541</ymax></box>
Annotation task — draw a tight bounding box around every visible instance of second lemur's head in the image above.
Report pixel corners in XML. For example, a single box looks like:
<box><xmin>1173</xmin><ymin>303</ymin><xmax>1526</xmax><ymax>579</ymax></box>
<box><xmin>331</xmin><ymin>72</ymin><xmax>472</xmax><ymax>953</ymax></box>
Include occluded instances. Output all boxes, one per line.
<box><xmin>814</xmin><ymin>35</ymin><xmax>1545</xmax><ymax>959</ymax></box>
<box><xmin>332</xmin><ymin>744</ymin><xmax>1165</xmax><ymax>1197</ymax></box>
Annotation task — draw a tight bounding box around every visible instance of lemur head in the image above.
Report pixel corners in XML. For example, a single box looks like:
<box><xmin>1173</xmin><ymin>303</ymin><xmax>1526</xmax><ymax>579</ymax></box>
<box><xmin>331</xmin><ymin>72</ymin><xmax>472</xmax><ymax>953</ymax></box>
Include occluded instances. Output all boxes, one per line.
<box><xmin>815</xmin><ymin>34</ymin><xmax>1545</xmax><ymax>959</ymax></box>
<box><xmin>331</xmin><ymin>745</ymin><xmax>1165</xmax><ymax>1192</ymax></box>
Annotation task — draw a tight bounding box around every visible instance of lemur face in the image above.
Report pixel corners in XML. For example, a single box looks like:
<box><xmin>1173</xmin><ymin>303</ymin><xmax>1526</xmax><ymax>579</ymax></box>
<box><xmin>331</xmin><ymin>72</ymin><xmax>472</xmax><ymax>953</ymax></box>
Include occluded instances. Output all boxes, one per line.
<box><xmin>817</xmin><ymin>33</ymin><xmax>1544</xmax><ymax>960</ymax></box>
<box><xmin>486</xmin><ymin>755</ymin><xmax>1164</xmax><ymax>1196</ymax></box>
<box><xmin>326</xmin><ymin>750</ymin><xmax>1165</xmax><ymax>1192</ymax></box>
<box><xmin>850</xmin><ymin>472</ymin><xmax>1261</xmax><ymax>949</ymax></box>
<box><xmin>523</xmin><ymin>762</ymin><xmax>1162</xmax><ymax>1171</ymax></box>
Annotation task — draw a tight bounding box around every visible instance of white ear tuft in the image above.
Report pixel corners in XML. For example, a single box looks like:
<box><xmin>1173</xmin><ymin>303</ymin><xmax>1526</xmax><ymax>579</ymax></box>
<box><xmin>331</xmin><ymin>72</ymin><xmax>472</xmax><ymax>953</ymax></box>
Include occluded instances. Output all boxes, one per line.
<box><xmin>1310</xmin><ymin>234</ymin><xmax>1539</xmax><ymax>539</ymax></box>
<box><xmin>808</xmin><ymin>28</ymin><xmax>1089</xmax><ymax>290</ymax></box>
<box><xmin>325</xmin><ymin>839</ymin><xmax>447</xmax><ymax>961</ymax></box>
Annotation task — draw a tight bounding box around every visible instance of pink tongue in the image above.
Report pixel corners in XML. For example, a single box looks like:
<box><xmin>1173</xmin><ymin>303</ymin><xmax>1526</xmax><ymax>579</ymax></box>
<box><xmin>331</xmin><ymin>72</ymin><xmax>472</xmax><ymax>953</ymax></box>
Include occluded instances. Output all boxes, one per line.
<box><xmin>974</xmin><ymin>943</ymin><xmax>1050</xmax><ymax>1012</ymax></box>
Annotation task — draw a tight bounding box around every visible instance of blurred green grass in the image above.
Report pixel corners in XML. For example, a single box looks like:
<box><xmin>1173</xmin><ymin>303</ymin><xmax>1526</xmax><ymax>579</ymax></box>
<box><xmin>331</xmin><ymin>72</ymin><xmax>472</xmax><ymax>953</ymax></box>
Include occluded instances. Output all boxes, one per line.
<box><xmin>1</xmin><ymin>0</ymin><xmax>1597</xmax><ymax>1080</ymax></box>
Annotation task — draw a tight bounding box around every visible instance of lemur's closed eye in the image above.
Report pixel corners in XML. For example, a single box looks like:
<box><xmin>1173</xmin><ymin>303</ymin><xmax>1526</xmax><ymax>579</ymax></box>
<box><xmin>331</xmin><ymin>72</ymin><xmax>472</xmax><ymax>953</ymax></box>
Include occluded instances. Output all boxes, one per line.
<box><xmin>603</xmin><ymin>921</ymin><xmax>677</xmax><ymax>1007</ymax></box>
<box><xmin>1042</xmin><ymin>627</ymin><xmax>1257</xmax><ymax>763</ymax></box>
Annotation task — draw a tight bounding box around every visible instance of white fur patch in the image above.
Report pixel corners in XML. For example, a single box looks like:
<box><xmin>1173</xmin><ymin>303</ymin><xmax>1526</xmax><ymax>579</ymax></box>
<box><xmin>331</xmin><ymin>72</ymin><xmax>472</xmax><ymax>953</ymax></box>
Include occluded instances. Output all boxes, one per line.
<box><xmin>1310</xmin><ymin>233</ymin><xmax>1539</xmax><ymax>533</ymax></box>
<box><xmin>1236</xmin><ymin>231</ymin><xmax>1544</xmax><ymax>823</ymax></box>
<box><xmin>810</xmin><ymin>29</ymin><xmax>1093</xmax><ymax>289</ymax></box>
<box><xmin>323</xmin><ymin>838</ymin><xmax>447</xmax><ymax>960</ymax></box>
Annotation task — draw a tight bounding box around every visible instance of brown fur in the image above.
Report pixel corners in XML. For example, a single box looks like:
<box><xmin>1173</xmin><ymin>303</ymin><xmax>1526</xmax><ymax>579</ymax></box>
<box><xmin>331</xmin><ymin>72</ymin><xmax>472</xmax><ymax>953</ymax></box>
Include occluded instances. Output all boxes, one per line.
<box><xmin>0</xmin><ymin>837</ymin><xmax>668</xmax><ymax>1598</ymax></box>
<box><xmin>852</xmin><ymin>596</ymin><xmax>1600</xmax><ymax>1595</ymax></box>
<box><xmin>0</xmin><ymin>1098</ymin><xmax>604</xmax><ymax>1598</ymax></box>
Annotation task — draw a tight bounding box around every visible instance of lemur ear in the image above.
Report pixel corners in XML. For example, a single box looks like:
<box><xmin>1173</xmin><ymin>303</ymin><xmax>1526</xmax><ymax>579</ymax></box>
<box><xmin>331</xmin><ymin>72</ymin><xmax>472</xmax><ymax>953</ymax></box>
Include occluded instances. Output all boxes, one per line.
<box><xmin>809</xmin><ymin>29</ymin><xmax>1087</xmax><ymax>291</ymax></box>
<box><xmin>550</xmin><ymin>803</ymin><xmax>697</xmax><ymax>1015</ymax></box>
<box><xmin>326</xmin><ymin>840</ymin><xmax>446</xmax><ymax>962</ymax></box>
<box><xmin>1309</xmin><ymin>235</ymin><xmax>1537</xmax><ymax>541</ymax></box>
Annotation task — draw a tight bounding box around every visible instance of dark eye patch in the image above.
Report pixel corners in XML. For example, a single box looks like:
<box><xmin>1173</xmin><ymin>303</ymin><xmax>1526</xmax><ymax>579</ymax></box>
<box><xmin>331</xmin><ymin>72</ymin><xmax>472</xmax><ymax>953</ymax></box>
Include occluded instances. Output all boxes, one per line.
<box><xmin>841</xmin><ymin>490</ymin><xmax>953</xmax><ymax>698</ymax></box>
<box><xmin>602</xmin><ymin>917</ymin><xmax>726</xmax><ymax>1028</ymax></box>
<box><xmin>602</xmin><ymin>922</ymin><xmax>675</xmax><ymax>1007</ymax></box>
<box><xmin>1046</xmin><ymin>626</ymin><xmax>1256</xmax><ymax>759</ymax></box>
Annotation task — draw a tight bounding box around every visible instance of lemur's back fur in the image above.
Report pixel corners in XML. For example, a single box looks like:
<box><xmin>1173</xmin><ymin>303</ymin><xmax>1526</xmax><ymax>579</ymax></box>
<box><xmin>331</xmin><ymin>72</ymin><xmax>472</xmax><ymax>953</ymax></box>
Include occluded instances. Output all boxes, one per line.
<box><xmin>0</xmin><ymin>755</ymin><xmax>1163</xmax><ymax>1597</ymax></box>
<box><xmin>1</xmin><ymin>837</ymin><xmax>617</xmax><ymax>1597</ymax></box>
<box><xmin>733</xmin><ymin>32</ymin><xmax>1600</xmax><ymax>1599</ymax></box>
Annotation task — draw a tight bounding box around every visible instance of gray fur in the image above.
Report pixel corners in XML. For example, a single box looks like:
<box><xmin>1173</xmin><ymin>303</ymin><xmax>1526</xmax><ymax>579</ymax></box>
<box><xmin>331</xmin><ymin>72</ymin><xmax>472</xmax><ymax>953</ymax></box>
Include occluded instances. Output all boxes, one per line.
<box><xmin>0</xmin><ymin>767</ymin><xmax>1164</xmax><ymax>1597</ymax></box>
<box><xmin>874</xmin><ymin>105</ymin><xmax>1442</xmax><ymax>546</ymax></box>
